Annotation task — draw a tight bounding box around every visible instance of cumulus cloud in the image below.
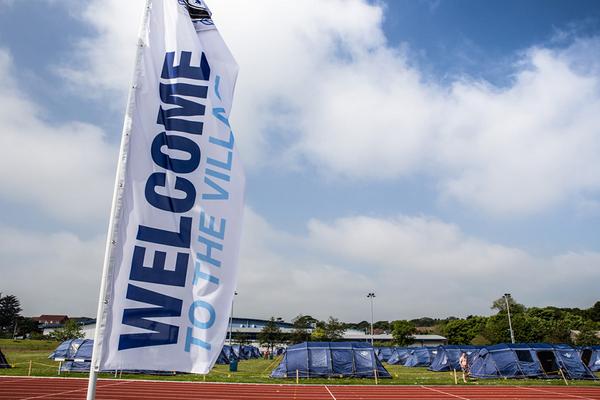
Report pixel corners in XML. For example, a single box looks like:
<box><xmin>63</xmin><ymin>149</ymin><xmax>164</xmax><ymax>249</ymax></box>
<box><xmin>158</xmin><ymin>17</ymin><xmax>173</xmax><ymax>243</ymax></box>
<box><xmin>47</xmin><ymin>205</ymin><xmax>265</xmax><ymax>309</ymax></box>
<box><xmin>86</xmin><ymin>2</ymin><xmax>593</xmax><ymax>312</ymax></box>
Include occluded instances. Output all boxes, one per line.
<box><xmin>0</xmin><ymin>49</ymin><xmax>116</xmax><ymax>225</ymax></box>
<box><xmin>0</xmin><ymin>226</ymin><xmax>105</xmax><ymax>316</ymax></box>
<box><xmin>5</xmin><ymin>205</ymin><xmax>598</xmax><ymax>319</ymax></box>
<box><xmin>59</xmin><ymin>0</ymin><xmax>600</xmax><ymax>216</ymax></box>
<box><xmin>234</xmin><ymin>209</ymin><xmax>600</xmax><ymax>321</ymax></box>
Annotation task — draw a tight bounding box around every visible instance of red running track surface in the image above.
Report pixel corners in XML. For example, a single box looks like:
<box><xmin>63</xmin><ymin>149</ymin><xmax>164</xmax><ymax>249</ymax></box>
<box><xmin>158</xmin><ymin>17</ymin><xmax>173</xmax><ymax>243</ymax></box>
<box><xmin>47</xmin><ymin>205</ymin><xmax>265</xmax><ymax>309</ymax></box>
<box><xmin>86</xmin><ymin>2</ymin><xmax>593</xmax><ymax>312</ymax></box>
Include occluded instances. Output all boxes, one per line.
<box><xmin>1</xmin><ymin>377</ymin><xmax>600</xmax><ymax>400</ymax></box>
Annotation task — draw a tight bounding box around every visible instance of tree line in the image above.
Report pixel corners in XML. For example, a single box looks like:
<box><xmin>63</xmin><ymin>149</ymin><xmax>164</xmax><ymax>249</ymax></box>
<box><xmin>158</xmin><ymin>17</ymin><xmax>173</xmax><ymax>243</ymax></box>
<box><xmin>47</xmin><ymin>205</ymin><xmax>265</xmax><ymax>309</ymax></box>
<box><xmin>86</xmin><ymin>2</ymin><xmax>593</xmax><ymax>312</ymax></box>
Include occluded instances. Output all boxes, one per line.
<box><xmin>3</xmin><ymin>291</ymin><xmax>599</xmax><ymax>347</ymax></box>
<box><xmin>439</xmin><ymin>296</ymin><xmax>600</xmax><ymax>346</ymax></box>
<box><xmin>256</xmin><ymin>296</ymin><xmax>600</xmax><ymax>350</ymax></box>
<box><xmin>0</xmin><ymin>292</ymin><xmax>83</xmax><ymax>341</ymax></box>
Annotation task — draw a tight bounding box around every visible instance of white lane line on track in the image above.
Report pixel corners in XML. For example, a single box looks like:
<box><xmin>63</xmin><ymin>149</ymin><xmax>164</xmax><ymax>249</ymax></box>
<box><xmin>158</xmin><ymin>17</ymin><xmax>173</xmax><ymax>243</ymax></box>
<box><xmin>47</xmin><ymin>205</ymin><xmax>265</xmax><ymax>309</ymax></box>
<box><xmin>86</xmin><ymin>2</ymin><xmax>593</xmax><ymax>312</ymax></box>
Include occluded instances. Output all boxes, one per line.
<box><xmin>20</xmin><ymin>380</ymin><xmax>130</xmax><ymax>400</ymax></box>
<box><xmin>0</xmin><ymin>378</ymin><xmax>30</xmax><ymax>385</ymax></box>
<box><xmin>521</xmin><ymin>386</ymin><xmax>596</xmax><ymax>400</ymax></box>
<box><xmin>325</xmin><ymin>385</ymin><xmax>337</xmax><ymax>400</ymax></box>
<box><xmin>420</xmin><ymin>386</ymin><xmax>471</xmax><ymax>400</ymax></box>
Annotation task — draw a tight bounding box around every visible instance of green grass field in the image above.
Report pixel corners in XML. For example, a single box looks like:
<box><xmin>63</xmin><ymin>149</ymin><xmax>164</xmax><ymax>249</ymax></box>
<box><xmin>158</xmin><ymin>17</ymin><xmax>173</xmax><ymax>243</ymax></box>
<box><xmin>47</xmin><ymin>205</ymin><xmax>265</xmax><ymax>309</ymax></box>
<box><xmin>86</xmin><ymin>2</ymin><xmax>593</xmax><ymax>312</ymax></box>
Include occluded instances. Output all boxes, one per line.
<box><xmin>1</xmin><ymin>339</ymin><xmax>598</xmax><ymax>386</ymax></box>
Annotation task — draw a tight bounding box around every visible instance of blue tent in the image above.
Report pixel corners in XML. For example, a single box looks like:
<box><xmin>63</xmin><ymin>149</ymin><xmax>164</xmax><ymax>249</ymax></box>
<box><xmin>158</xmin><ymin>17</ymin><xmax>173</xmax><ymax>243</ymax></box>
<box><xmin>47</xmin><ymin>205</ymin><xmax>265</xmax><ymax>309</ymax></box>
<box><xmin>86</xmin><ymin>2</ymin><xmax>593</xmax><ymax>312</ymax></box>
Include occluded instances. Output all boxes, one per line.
<box><xmin>275</xmin><ymin>347</ymin><xmax>286</xmax><ymax>356</ymax></box>
<box><xmin>375</xmin><ymin>347</ymin><xmax>394</xmax><ymax>362</ymax></box>
<box><xmin>271</xmin><ymin>342</ymin><xmax>391</xmax><ymax>378</ymax></box>
<box><xmin>581</xmin><ymin>346</ymin><xmax>600</xmax><ymax>372</ymax></box>
<box><xmin>221</xmin><ymin>344</ymin><xmax>237</xmax><ymax>362</ymax></box>
<box><xmin>249</xmin><ymin>346</ymin><xmax>262</xmax><ymax>359</ymax></box>
<box><xmin>215</xmin><ymin>346</ymin><xmax>231</xmax><ymax>365</ymax></box>
<box><xmin>239</xmin><ymin>345</ymin><xmax>261</xmax><ymax>359</ymax></box>
<box><xmin>387</xmin><ymin>347</ymin><xmax>411</xmax><ymax>365</ymax></box>
<box><xmin>0</xmin><ymin>348</ymin><xmax>10</xmax><ymax>368</ymax></box>
<box><xmin>470</xmin><ymin>343</ymin><xmax>596</xmax><ymax>380</ymax></box>
<box><xmin>232</xmin><ymin>344</ymin><xmax>253</xmax><ymax>360</ymax></box>
<box><xmin>48</xmin><ymin>338</ymin><xmax>91</xmax><ymax>361</ymax></box>
<box><xmin>50</xmin><ymin>340</ymin><xmax>176</xmax><ymax>375</ymax></box>
<box><xmin>47</xmin><ymin>339</ymin><xmax>93</xmax><ymax>373</ymax></box>
<box><xmin>429</xmin><ymin>345</ymin><xmax>481</xmax><ymax>372</ymax></box>
<box><xmin>404</xmin><ymin>347</ymin><xmax>438</xmax><ymax>367</ymax></box>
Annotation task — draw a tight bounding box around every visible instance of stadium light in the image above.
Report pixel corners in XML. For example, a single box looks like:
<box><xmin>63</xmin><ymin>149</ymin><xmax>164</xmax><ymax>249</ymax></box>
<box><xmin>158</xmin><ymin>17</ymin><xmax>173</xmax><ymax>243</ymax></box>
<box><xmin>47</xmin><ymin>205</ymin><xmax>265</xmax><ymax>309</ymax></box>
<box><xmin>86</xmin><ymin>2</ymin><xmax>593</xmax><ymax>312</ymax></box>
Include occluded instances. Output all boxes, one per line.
<box><xmin>228</xmin><ymin>291</ymin><xmax>238</xmax><ymax>345</ymax></box>
<box><xmin>504</xmin><ymin>293</ymin><xmax>515</xmax><ymax>344</ymax></box>
<box><xmin>367</xmin><ymin>292</ymin><xmax>376</xmax><ymax>346</ymax></box>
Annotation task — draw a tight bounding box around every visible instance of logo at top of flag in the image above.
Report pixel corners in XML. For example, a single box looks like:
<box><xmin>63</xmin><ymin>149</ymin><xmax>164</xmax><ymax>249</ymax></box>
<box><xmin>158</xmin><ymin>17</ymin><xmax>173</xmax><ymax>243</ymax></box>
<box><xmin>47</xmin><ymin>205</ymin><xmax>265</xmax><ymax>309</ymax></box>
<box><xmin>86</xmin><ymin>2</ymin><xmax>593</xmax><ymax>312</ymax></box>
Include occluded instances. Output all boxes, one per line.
<box><xmin>184</xmin><ymin>0</ymin><xmax>212</xmax><ymax>19</ymax></box>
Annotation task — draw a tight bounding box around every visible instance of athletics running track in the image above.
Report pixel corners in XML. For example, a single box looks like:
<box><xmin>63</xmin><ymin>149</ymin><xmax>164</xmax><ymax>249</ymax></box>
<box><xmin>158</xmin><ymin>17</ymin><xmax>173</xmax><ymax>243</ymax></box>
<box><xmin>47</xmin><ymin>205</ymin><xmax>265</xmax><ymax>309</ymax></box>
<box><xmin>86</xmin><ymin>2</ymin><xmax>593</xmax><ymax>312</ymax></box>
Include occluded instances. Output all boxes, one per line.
<box><xmin>1</xmin><ymin>377</ymin><xmax>600</xmax><ymax>400</ymax></box>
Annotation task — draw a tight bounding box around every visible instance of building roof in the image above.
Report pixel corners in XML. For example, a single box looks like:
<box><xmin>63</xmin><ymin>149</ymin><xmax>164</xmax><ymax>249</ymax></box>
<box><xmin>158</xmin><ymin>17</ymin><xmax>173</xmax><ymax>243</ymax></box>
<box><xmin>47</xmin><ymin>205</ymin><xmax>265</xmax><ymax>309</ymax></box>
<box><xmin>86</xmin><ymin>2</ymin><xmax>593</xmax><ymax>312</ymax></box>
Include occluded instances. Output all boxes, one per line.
<box><xmin>231</xmin><ymin>317</ymin><xmax>294</xmax><ymax>329</ymax></box>
<box><xmin>31</xmin><ymin>315</ymin><xmax>69</xmax><ymax>321</ymax></box>
<box><xmin>342</xmin><ymin>330</ymin><xmax>447</xmax><ymax>342</ymax></box>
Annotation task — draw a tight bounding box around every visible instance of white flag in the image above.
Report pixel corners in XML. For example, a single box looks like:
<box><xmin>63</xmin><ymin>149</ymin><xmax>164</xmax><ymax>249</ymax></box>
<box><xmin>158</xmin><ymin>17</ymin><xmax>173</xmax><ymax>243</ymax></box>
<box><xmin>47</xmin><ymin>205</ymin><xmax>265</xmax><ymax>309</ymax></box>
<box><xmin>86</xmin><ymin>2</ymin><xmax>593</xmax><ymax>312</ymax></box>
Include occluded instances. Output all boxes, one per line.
<box><xmin>96</xmin><ymin>0</ymin><xmax>244</xmax><ymax>374</ymax></box>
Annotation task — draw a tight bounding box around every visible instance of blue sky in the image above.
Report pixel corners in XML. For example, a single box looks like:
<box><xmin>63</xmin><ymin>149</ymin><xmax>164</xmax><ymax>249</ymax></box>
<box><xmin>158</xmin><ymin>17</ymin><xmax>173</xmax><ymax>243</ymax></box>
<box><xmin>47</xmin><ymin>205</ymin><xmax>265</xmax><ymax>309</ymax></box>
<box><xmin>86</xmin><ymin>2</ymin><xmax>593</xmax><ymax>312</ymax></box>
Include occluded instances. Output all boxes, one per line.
<box><xmin>1</xmin><ymin>0</ymin><xmax>599</xmax><ymax>322</ymax></box>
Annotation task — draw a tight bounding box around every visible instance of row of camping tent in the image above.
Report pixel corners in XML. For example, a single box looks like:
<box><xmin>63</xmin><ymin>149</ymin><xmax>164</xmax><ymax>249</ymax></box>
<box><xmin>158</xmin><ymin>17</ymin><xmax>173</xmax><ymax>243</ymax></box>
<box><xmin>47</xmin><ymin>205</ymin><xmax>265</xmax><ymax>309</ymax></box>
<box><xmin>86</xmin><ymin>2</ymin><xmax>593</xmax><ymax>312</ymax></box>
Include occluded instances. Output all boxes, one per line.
<box><xmin>376</xmin><ymin>344</ymin><xmax>600</xmax><ymax>380</ymax></box>
<box><xmin>216</xmin><ymin>344</ymin><xmax>262</xmax><ymax>364</ymax></box>
<box><xmin>48</xmin><ymin>339</ymin><xmax>262</xmax><ymax>373</ymax></box>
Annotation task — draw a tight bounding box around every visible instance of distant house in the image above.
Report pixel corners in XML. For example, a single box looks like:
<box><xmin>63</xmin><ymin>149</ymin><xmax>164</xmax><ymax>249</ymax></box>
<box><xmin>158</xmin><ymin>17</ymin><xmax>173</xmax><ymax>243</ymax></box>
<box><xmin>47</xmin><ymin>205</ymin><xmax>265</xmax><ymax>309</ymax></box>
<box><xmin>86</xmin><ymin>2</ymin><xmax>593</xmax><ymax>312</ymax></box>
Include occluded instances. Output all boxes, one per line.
<box><xmin>31</xmin><ymin>315</ymin><xmax>69</xmax><ymax>327</ymax></box>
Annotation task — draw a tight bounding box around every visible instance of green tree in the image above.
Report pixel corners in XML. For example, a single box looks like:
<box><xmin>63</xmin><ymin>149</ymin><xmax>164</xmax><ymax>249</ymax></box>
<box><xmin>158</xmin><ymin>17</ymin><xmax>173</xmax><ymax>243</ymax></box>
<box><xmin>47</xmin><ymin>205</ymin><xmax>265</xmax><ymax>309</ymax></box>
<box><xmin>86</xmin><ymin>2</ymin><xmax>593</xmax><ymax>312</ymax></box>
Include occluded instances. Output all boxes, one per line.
<box><xmin>50</xmin><ymin>320</ymin><xmax>84</xmax><ymax>342</ymax></box>
<box><xmin>310</xmin><ymin>317</ymin><xmax>345</xmax><ymax>341</ymax></box>
<box><xmin>258</xmin><ymin>317</ymin><xmax>282</xmax><ymax>353</ymax></box>
<box><xmin>290</xmin><ymin>314</ymin><xmax>317</xmax><ymax>344</ymax></box>
<box><xmin>391</xmin><ymin>320</ymin><xmax>416</xmax><ymax>346</ymax></box>
<box><xmin>442</xmin><ymin>316</ymin><xmax>487</xmax><ymax>345</ymax></box>
<box><xmin>234</xmin><ymin>332</ymin><xmax>253</xmax><ymax>345</ymax></box>
<box><xmin>373</xmin><ymin>320</ymin><xmax>391</xmax><ymax>332</ymax></box>
<box><xmin>15</xmin><ymin>317</ymin><xmax>42</xmax><ymax>338</ymax></box>
<box><xmin>491</xmin><ymin>295</ymin><xmax>526</xmax><ymax>314</ymax></box>
<box><xmin>409</xmin><ymin>317</ymin><xmax>440</xmax><ymax>327</ymax></box>
<box><xmin>356</xmin><ymin>320</ymin><xmax>370</xmax><ymax>333</ymax></box>
<box><xmin>310</xmin><ymin>326</ymin><xmax>328</xmax><ymax>341</ymax></box>
<box><xmin>576</xmin><ymin>322</ymin><xmax>600</xmax><ymax>346</ymax></box>
<box><xmin>0</xmin><ymin>294</ymin><xmax>22</xmax><ymax>336</ymax></box>
<box><xmin>588</xmin><ymin>301</ymin><xmax>600</xmax><ymax>322</ymax></box>
<box><xmin>323</xmin><ymin>317</ymin><xmax>345</xmax><ymax>341</ymax></box>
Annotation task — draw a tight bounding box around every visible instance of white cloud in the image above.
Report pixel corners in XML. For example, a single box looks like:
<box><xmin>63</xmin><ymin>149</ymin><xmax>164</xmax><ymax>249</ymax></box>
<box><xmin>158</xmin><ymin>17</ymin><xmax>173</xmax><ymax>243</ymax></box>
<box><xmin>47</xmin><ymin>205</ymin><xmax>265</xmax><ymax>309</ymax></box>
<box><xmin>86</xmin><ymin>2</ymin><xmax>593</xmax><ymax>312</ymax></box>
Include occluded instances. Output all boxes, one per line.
<box><xmin>0</xmin><ymin>226</ymin><xmax>105</xmax><ymax>316</ymax></box>
<box><xmin>3</xmin><ymin>203</ymin><xmax>598</xmax><ymax>321</ymax></box>
<box><xmin>60</xmin><ymin>0</ymin><xmax>600</xmax><ymax>217</ymax></box>
<box><xmin>234</xmin><ymin>209</ymin><xmax>600</xmax><ymax>321</ymax></box>
<box><xmin>0</xmin><ymin>49</ymin><xmax>116</xmax><ymax>225</ymax></box>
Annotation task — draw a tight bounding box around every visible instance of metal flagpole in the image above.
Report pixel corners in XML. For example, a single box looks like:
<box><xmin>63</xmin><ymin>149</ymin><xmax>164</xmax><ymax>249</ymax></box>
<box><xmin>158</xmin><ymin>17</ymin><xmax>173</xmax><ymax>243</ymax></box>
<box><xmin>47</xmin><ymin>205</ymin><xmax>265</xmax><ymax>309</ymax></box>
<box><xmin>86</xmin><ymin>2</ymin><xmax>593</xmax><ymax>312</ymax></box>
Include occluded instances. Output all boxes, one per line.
<box><xmin>228</xmin><ymin>291</ymin><xmax>237</xmax><ymax>345</ymax></box>
<box><xmin>85</xmin><ymin>1</ymin><xmax>152</xmax><ymax>399</ymax></box>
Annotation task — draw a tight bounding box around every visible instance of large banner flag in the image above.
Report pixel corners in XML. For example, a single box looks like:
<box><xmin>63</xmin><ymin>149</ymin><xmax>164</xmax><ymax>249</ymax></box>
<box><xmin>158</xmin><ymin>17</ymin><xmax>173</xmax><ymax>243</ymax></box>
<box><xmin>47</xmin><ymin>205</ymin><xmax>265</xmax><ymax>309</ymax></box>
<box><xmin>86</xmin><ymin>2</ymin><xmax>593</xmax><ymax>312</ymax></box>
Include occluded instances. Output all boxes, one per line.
<box><xmin>93</xmin><ymin>0</ymin><xmax>244</xmax><ymax>374</ymax></box>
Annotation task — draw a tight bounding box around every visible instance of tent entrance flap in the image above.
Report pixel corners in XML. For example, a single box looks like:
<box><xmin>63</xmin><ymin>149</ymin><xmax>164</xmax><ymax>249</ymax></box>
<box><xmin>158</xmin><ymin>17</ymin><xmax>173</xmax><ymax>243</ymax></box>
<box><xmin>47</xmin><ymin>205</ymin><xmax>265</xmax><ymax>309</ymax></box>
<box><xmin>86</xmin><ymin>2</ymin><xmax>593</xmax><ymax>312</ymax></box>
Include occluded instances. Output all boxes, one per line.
<box><xmin>536</xmin><ymin>350</ymin><xmax>558</xmax><ymax>375</ymax></box>
<box><xmin>581</xmin><ymin>349</ymin><xmax>592</xmax><ymax>367</ymax></box>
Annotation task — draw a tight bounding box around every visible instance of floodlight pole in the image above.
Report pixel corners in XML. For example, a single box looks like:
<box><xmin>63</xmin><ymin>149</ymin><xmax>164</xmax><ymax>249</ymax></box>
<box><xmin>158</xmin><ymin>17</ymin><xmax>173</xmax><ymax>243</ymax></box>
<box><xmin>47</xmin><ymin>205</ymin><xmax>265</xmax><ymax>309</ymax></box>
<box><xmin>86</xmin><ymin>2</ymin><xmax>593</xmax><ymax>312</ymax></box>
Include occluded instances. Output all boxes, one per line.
<box><xmin>367</xmin><ymin>292</ymin><xmax>376</xmax><ymax>346</ymax></box>
<box><xmin>228</xmin><ymin>291</ymin><xmax>238</xmax><ymax>345</ymax></box>
<box><xmin>504</xmin><ymin>293</ymin><xmax>515</xmax><ymax>344</ymax></box>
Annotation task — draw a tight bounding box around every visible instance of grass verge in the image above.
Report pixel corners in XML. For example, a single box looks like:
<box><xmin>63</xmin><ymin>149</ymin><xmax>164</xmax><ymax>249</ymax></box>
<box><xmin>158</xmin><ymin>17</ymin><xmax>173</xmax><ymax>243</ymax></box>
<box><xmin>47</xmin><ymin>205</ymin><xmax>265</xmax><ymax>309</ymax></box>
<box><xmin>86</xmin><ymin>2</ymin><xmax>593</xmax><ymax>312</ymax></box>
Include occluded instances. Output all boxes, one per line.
<box><xmin>1</xmin><ymin>339</ymin><xmax>599</xmax><ymax>386</ymax></box>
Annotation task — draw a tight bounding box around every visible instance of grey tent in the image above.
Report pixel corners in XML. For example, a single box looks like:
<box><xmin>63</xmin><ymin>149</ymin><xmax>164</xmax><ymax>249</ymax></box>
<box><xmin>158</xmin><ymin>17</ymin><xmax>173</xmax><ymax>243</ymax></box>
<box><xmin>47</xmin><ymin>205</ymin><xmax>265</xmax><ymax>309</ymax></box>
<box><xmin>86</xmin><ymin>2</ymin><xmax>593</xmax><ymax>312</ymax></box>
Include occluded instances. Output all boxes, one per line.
<box><xmin>0</xmin><ymin>348</ymin><xmax>10</xmax><ymax>368</ymax></box>
<box><xmin>271</xmin><ymin>342</ymin><xmax>391</xmax><ymax>378</ymax></box>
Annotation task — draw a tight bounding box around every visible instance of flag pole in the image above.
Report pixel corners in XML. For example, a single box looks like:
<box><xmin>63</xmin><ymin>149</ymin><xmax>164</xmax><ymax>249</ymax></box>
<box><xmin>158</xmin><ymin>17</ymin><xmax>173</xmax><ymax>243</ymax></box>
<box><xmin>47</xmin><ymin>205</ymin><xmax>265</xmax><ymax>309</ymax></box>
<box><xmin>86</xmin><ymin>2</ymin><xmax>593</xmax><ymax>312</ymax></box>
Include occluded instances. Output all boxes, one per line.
<box><xmin>85</xmin><ymin>1</ymin><xmax>152</xmax><ymax>399</ymax></box>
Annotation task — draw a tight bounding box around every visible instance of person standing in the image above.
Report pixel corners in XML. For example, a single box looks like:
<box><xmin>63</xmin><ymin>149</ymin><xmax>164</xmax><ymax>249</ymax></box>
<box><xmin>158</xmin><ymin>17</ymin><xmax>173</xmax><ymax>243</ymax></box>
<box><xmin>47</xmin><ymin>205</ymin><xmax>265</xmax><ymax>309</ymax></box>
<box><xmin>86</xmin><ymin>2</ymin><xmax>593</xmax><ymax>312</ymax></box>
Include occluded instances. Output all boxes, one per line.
<box><xmin>459</xmin><ymin>352</ymin><xmax>469</xmax><ymax>383</ymax></box>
